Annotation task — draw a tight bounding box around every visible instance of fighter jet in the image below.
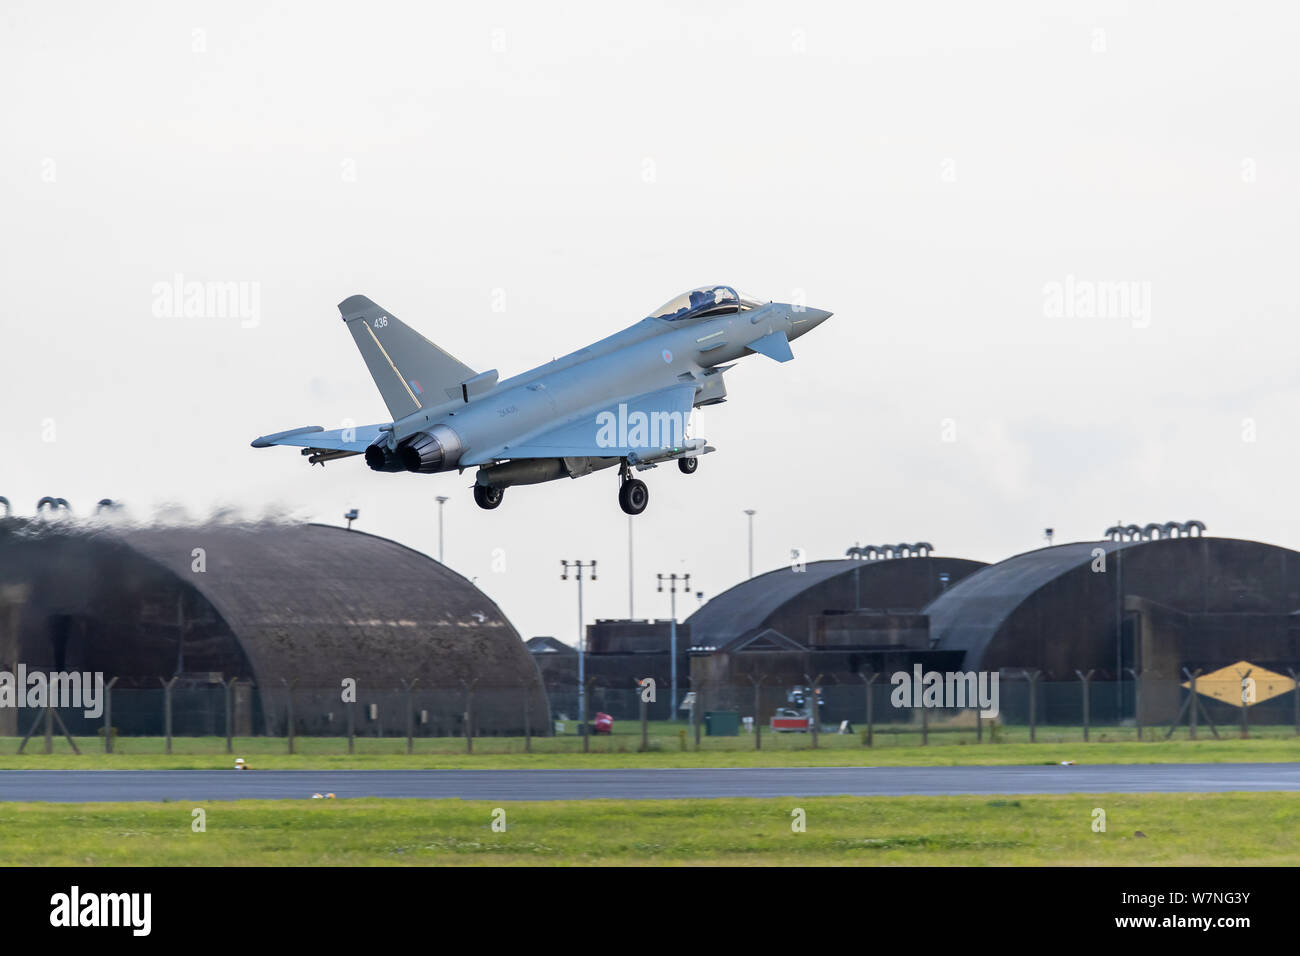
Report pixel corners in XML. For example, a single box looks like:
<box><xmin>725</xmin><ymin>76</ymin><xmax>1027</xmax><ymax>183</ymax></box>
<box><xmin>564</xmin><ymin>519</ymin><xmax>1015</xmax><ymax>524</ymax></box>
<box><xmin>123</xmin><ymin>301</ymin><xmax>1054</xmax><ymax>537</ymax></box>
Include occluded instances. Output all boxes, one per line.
<box><xmin>251</xmin><ymin>286</ymin><xmax>832</xmax><ymax>515</ymax></box>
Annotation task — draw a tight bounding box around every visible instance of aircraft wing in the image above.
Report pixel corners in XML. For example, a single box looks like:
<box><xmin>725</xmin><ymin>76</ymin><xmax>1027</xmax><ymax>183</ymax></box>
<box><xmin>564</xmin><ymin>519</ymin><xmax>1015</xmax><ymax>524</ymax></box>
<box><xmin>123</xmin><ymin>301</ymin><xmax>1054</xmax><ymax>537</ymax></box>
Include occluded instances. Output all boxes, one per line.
<box><xmin>463</xmin><ymin>383</ymin><xmax>699</xmax><ymax>465</ymax></box>
<box><xmin>250</xmin><ymin>423</ymin><xmax>386</xmax><ymax>452</ymax></box>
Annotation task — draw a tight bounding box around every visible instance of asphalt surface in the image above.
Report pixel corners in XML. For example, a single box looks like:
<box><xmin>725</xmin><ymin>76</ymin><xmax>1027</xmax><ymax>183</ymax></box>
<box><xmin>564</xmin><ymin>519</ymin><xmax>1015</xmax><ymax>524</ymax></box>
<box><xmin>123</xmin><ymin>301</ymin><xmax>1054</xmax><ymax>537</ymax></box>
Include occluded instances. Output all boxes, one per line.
<box><xmin>0</xmin><ymin>763</ymin><xmax>1297</xmax><ymax>802</ymax></box>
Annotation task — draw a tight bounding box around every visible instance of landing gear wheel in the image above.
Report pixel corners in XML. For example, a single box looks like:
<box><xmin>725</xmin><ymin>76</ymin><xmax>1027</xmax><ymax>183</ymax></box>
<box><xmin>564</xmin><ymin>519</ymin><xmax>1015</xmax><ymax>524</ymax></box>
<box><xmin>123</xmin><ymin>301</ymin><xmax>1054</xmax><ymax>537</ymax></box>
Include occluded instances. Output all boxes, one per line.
<box><xmin>678</xmin><ymin>456</ymin><xmax>698</xmax><ymax>475</ymax></box>
<box><xmin>618</xmin><ymin>478</ymin><xmax>649</xmax><ymax>515</ymax></box>
<box><xmin>473</xmin><ymin>484</ymin><xmax>504</xmax><ymax>510</ymax></box>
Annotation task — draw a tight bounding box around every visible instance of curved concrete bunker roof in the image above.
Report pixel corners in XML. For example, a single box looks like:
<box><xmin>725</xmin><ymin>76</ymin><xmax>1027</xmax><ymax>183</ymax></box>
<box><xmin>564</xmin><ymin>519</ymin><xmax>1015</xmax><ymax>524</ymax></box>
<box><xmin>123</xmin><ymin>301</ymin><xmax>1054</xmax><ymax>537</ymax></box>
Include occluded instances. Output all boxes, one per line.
<box><xmin>686</xmin><ymin>556</ymin><xmax>988</xmax><ymax>650</ymax></box>
<box><xmin>0</xmin><ymin>519</ymin><xmax>542</xmax><ymax>691</ymax></box>
<box><xmin>122</xmin><ymin>522</ymin><xmax>536</xmax><ymax>687</ymax></box>
<box><xmin>924</xmin><ymin>541</ymin><xmax>1133</xmax><ymax>667</ymax></box>
<box><xmin>925</xmin><ymin>536</ymin><xmax>1300</xmax><ymax>675</ymax></box>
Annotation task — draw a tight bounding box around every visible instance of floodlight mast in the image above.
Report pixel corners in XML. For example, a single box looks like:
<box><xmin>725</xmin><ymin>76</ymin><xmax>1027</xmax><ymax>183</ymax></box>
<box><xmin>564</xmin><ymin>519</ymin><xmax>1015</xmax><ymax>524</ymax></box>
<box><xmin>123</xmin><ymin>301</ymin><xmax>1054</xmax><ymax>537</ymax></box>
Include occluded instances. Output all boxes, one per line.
<box><xmin>743</xmin><ymin>510</ymin><xmax>756</xmax><ymax>578</ymax></box>
<box><xmin>657</xmin><ymin>572</ymin><xmax>691</xmax><ymax>721</ymax></box>
<box><xmin>434</xmin><ymin>496</ymin><xmax>450</xmax><ymax>563</ymax></box>
<box><xmin>562</xmin><ymin>560</ymin><xmax>597</xmax><ymax>750</ymax></box>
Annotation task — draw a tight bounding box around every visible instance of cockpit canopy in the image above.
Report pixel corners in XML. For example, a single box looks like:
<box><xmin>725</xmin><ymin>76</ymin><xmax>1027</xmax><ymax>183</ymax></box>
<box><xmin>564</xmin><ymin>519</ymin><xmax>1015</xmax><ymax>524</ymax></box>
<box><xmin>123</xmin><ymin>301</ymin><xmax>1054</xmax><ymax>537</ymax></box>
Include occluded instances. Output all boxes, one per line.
<box><xmin>648</xmin><ymin>285</ymin><xmax>767</xmax><ymax>322</ymax></box>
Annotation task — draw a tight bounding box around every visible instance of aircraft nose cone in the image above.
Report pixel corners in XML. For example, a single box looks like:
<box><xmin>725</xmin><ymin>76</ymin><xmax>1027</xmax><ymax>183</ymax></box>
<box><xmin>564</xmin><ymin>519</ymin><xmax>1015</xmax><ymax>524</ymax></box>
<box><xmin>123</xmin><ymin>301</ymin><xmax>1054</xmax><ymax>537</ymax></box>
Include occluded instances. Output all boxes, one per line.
<box><xmin>789</xmin><ymin>306</ymin><xmax>833</xmax><ymax>338</ymax></box>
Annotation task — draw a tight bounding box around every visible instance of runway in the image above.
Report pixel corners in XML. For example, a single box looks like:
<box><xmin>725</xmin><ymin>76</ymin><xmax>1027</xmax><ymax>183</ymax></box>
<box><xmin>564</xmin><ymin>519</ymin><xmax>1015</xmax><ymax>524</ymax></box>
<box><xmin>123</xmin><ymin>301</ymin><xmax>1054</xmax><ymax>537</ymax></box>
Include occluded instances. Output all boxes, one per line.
<box><xmin>0</xmin><ymin>763</ymin><xmax>1297</xmax><ymax>802</ymax></box>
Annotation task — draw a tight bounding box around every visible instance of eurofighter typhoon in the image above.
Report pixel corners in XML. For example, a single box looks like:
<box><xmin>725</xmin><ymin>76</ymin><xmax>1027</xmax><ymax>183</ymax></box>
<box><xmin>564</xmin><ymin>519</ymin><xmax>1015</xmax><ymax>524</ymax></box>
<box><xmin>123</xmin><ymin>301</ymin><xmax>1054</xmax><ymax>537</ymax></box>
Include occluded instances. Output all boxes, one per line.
<box><xmin>252</xmin><ymin>286</ymin><xmax>832</xmax><ymax>514</ymax></box>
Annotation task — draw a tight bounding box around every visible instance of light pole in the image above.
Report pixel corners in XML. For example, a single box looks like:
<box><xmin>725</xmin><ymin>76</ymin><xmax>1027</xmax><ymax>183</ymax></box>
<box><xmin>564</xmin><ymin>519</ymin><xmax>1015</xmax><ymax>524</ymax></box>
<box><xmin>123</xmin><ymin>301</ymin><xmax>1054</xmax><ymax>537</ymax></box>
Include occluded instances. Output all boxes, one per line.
<box><xmin>657</xmin><ymin>572</ymin><xmax>690</xmax><ymax>721</ymax></box>
<box><xmin>628</xmin><ymin>516</ymin><xmax>634</xmax><ymax>618</ymax></box>
<box><xmin>744</xmin><ymin>509</ymin><xmax>756</xmax><ymax>578</ymax></box>
<box><xmin>435</xmin><ymin>496</ymin><xmax>449</xmax><ymax>563</ymax></box>
<box><xmin>561</xmin><ymin>560</ymin><xmax>597</xmax><ymax>746</ymax></box>
<box><xmin>1114</xmin><ymin>518</ymin><xmax>1123</xmax><ymax>717</ymax></box>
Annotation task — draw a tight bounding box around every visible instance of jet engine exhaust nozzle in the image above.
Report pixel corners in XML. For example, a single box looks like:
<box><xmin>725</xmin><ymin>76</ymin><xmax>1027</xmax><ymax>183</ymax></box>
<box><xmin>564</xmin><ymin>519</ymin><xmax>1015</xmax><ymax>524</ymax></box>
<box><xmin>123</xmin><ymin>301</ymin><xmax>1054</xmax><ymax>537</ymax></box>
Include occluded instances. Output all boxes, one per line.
<box><xmin>364</xmin><ymin>443</ymin><xmax>405</xmax><ymax>473</ymax></box>
<box><xmin>395</xmin><ymin>425</ymin><xmax>465</xmax><ymax>474</ymax></box>
<box><xmin>399</xmin><ymin>432</ymin><xmax>444</xmax><ymax>473</ymax></box>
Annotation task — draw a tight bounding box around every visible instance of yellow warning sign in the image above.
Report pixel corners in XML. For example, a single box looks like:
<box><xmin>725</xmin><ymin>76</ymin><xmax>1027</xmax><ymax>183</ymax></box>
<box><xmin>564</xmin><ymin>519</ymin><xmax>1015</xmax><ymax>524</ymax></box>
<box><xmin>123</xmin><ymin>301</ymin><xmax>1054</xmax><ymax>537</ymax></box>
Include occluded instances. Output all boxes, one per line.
<box><xmin>1183</xmin><ymin>661</ymin><xmax>1294</xmax><ymax>707</ymax></box>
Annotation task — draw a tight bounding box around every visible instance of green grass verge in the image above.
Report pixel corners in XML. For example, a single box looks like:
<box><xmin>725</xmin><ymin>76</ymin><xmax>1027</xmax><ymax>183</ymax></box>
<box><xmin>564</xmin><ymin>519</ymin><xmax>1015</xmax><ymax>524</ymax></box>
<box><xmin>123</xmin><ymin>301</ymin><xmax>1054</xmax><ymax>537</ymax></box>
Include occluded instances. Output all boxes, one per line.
<box><xmin>0</xmin><ymin>728</ymin><xmax>1295</xmax><ymax>769</ymax></box>
<box><xmin>3</xmin><ymin>793</ymin><xmax>1297</xmax><ymax>865</ymax></box>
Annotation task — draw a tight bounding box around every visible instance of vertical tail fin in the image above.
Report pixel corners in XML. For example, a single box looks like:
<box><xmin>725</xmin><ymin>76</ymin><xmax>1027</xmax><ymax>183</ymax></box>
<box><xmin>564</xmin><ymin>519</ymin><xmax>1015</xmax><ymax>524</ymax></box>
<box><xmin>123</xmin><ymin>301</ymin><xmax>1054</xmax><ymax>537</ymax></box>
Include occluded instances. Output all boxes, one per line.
<box><xmin>338</xmin><ymin>295</ymin><xmax>477</xmax><ymax>419</ymax></box>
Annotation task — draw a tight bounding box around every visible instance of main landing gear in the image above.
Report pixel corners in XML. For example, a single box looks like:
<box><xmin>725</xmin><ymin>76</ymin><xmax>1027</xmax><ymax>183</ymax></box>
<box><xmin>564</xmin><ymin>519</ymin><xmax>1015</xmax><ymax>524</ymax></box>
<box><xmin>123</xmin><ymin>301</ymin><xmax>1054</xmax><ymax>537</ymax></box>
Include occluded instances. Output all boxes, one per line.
<box><xmin>475</xmin><ymin>454</ymin><xmax>699</xmax><ymax>514</ymax></box>
<box><xmin>618</xmin><ymin>454</ymin><xmax>700</xmax><ymax>514</ymax></box>
<box><xmin>473</xmin><ymin>484</ymin><xmax>504</xmax><ymax>510</ymax></box>
<box><xmin>618</xmin><ymin>461</ymin><xmax>649</xmax><ymax>516</ymax></box>
<box><xmin>618</xmin><ymin>478</ymin><xmax>648</xmax><ymax>515</ymax></box>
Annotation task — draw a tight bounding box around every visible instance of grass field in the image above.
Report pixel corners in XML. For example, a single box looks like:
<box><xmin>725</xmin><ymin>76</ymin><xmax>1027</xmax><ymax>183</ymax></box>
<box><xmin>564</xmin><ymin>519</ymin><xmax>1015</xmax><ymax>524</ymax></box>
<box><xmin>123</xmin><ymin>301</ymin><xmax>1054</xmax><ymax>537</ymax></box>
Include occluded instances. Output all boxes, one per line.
<box><xmin>2</xmin><ymin>792</ymin><xmax>1297</xmax><ymax>865</ymax></box>
<box><xmin>0</xmin><ymin>726</ymin><xmax>1296</xmax><ymax>769</ymax></box>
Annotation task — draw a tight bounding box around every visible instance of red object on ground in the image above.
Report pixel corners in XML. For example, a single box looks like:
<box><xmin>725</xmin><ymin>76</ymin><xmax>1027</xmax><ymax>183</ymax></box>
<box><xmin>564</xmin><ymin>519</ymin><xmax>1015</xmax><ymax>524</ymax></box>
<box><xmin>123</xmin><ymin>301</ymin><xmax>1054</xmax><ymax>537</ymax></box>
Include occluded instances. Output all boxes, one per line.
<box><xmin>594</xmin><ymin>712</ymin><xmax>614</xmax><ymax>734</ymax></box>
<box><xmin>770</xmin><ymin>715</ymin><xmax>811</xmax><ymax>732</ymax></box>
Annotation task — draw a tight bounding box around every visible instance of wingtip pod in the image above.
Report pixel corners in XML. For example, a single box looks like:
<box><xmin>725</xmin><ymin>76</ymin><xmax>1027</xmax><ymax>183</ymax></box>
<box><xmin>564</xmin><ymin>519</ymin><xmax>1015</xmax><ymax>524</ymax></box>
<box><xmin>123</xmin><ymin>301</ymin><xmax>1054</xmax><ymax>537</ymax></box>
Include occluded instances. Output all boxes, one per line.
<box><xmin>338</xmin><ymin>294</ymin><xmax>377</xmax><ymax>321</ymax></box>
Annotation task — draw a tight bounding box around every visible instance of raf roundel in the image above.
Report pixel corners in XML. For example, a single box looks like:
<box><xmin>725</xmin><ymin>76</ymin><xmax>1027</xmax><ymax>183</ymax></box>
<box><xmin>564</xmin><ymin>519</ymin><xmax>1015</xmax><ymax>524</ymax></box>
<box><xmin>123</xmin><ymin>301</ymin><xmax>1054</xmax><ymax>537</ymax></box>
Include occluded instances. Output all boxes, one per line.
<box><xmin>662</xmin><ymin>349</ymin><xmax>673</xmax><ymax>364</ymax></box>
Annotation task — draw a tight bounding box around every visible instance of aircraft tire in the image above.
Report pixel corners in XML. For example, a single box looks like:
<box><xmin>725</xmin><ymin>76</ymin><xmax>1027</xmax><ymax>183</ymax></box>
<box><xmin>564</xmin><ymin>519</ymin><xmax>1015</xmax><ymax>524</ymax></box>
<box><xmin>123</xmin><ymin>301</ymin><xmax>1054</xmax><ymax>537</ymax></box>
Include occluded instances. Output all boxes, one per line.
<box><xmin>678</xmin><ymin>456</ymin><xmax>698</xmax><ymax>475</ymax></box>
<box><xmin>618</xmin><ymin>478</ymin><xmax>649</xmax><ymax>515</ymax></box>
<box><xmin>473</xmin><ymin>484</ymin><xmax>504</xmax><ymax>510</ymax></box>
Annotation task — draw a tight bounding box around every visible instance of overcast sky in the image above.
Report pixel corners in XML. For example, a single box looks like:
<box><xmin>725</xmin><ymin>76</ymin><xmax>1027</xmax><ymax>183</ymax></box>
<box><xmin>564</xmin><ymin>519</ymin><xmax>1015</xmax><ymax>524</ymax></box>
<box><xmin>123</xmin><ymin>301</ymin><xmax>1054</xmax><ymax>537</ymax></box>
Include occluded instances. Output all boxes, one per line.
<box><xmin>3</xmin><ymin>1</ymin><xmax>1298</xmax><ymax>644</ymax></box>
